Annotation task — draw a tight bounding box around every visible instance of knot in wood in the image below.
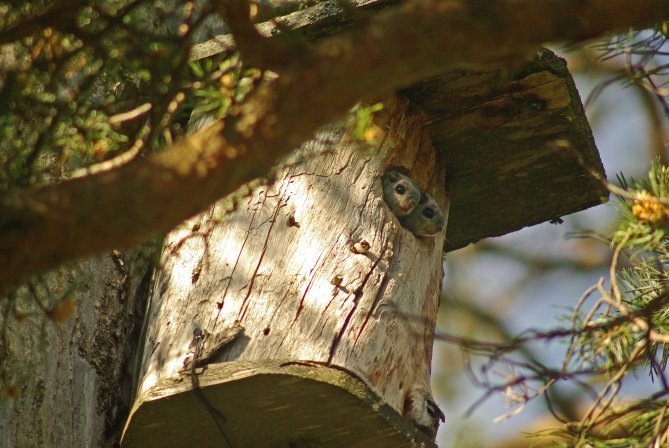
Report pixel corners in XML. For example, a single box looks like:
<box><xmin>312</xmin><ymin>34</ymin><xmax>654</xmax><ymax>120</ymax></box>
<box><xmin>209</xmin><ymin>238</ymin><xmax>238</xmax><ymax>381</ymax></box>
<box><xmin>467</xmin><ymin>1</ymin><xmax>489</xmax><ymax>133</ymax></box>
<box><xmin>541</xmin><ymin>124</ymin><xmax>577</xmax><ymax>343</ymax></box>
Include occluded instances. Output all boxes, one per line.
<box><xmin>350</xmin><ymin>240</ymin><xmax>371</xmax><ymax>254</ymax></box>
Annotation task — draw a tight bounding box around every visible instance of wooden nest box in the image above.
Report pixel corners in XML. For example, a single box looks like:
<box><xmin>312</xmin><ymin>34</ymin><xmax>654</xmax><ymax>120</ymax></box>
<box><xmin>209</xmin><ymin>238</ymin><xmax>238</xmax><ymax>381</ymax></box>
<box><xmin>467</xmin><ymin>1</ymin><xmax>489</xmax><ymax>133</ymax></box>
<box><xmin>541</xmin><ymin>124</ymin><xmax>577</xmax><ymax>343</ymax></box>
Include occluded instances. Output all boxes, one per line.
<box><xmin>122</xmin><ymin>7</ymin><xmax>606</xmax><ymax>448</ymax></box>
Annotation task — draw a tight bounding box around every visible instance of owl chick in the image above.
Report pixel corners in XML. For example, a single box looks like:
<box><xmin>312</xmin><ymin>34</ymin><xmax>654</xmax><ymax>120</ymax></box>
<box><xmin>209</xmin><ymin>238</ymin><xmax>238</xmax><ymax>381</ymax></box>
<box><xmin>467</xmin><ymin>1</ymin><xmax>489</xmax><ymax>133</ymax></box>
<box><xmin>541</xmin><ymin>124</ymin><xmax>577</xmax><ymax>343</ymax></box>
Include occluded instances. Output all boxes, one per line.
<box><xmin>400</xmin><ymin>193</ymin><xmax>445</xmax><ymax>237</ymax></box>
<box><xmin>382</xmin><ymin>170</ymin><xmax>421</xmax><ymax>217</ymax></box>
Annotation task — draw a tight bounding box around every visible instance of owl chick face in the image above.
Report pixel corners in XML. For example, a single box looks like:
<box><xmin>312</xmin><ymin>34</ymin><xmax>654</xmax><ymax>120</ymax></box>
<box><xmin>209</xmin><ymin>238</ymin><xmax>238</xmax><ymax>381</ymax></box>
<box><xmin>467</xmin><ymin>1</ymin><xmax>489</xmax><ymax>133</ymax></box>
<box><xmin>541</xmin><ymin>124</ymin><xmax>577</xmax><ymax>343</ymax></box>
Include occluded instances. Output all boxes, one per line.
<box><xmin>382</xmin><ymin>170</ymin><xmax>421</xmax><ymax>217</ymax></box>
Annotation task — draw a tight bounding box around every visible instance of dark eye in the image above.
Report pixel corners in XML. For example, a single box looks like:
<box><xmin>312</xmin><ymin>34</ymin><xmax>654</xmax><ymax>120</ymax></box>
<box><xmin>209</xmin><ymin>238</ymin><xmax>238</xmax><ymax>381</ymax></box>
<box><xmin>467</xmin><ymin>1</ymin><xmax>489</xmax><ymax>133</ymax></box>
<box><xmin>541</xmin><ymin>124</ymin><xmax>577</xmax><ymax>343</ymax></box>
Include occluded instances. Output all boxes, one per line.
<box><xmin>422</xmin><ymin>208</ymin><xmax>434</xmax><ymax>219</ymax></box>
<box><xmin>395</xmin><ymin>184</ymin><xmax>406</xmax><ymax>195</ymax></box>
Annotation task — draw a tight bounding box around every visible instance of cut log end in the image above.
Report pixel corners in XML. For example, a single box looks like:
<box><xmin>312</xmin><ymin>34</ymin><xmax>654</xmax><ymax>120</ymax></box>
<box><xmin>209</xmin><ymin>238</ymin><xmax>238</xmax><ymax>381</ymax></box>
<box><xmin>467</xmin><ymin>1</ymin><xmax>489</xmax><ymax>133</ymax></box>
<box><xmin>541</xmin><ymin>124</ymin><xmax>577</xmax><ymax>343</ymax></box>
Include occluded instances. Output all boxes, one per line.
<box><xmin>122</xmin><ymin>361</ymin><xmax>438</xmax><ymax>448</ymax></box>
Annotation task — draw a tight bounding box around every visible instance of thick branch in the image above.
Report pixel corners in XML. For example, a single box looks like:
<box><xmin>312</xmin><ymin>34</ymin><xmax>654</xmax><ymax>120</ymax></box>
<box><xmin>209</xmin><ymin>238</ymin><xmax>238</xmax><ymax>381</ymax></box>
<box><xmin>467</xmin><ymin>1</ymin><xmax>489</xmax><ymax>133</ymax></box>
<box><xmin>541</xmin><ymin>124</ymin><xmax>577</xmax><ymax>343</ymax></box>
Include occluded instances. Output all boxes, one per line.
<box><xmin>2</xmin><ymin>0</ymin><xmax>668</xmax><ymax>289</ymax></box>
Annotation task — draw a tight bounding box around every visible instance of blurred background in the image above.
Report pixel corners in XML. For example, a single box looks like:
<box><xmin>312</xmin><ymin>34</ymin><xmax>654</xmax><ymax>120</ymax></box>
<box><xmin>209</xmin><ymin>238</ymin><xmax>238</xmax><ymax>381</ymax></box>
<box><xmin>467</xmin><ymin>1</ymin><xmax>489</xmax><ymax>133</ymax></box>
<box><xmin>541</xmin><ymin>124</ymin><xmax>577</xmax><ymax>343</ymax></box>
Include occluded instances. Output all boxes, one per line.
<box><xmin>434</xmin><ymin>43</ymin><xmax>667</xmax><ymax>447</ymax></box>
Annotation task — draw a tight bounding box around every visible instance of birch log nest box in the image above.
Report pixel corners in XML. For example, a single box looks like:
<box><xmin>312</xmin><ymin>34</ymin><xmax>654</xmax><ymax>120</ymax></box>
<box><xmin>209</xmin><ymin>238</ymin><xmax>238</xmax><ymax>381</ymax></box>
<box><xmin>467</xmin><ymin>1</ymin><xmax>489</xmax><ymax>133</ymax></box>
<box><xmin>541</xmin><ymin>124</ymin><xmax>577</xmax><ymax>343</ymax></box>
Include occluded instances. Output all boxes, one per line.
<box><xmin>122</xmin><ymin>7</ymin><xmax>606</xmax><ymax>448</ymax></box>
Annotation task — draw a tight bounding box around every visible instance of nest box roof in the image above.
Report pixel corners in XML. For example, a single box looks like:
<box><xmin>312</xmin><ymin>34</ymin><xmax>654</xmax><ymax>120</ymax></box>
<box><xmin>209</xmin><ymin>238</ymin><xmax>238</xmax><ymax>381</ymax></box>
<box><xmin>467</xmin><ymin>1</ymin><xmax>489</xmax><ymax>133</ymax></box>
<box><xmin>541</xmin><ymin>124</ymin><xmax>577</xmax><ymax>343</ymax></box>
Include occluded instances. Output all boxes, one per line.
<box><xmin>403</xmin><ymin>50</ymin><xmax>607</xmax><ymax>251</ymax></box>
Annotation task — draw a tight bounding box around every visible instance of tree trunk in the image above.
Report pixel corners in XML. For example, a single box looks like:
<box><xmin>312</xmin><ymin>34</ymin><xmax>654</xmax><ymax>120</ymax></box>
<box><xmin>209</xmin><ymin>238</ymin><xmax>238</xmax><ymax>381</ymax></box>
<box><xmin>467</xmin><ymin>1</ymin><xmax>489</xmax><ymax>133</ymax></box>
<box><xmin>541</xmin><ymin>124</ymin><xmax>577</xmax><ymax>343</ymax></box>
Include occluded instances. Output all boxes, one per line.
<box><xmin>0</xmin><ymin>252</ymin><xmax>151</xmax><ymax>447</ymax></box>
<box><xmin>126</xmin><ymin>95</ymin><xmax>448</xmax><ymax>446</ymax></box>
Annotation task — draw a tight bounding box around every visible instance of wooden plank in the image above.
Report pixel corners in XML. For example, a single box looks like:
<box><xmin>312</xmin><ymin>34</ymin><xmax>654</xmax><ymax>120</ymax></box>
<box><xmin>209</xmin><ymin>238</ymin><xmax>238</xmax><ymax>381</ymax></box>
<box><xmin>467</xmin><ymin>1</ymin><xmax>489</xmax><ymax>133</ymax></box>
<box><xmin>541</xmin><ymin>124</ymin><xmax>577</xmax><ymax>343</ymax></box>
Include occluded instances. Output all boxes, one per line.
<box><xmin>403</xmin><ymin>49</ymin><xmax>607</xmax><ymax>250</ymax></box>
